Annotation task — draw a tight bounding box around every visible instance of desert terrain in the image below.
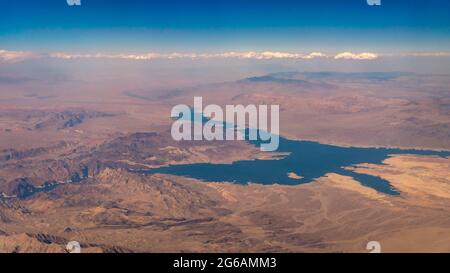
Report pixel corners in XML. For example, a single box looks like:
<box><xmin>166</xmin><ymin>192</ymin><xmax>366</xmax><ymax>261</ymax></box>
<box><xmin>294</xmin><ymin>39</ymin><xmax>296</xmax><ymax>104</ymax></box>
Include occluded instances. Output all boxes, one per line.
<box><xmin>1</xmin><ymin>70</ymin><xmax>450</xmax><ymax>252</ymax></box>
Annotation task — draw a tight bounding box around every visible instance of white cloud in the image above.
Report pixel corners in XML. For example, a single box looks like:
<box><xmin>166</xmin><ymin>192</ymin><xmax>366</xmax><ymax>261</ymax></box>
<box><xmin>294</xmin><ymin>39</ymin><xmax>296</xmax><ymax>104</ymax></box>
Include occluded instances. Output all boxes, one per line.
<box><xmin>8</xmin><ymin>49</ymin><xmax>450</xmax><ymax>62</ymax></box>
<box><xmin>50</xmin><ymin>52</ymin><xmax>204</xmax><ymax>60</ymax></box>
<box><xmin>305</xmin><ymin>52</ymin><xmax>327</xmax><ymax>59</ymax></box>
<box><xmin>334</xmin><ymin>52</ymin><xmax>379</xmax><ymax>60</ymax></box>
<box><xmin>0</xmin><ymin>49</ymin><xmax>36</xmax><ymax>63</ymax></box>
<box><xmin>48</xmin><ymin>51</ymin><xmax>329</xmax><ymax>61</ymax></box>
<box><xmin>218</xmin><ymin>51</ymin><xmax>328</xmax><ymax>60</ymax></box>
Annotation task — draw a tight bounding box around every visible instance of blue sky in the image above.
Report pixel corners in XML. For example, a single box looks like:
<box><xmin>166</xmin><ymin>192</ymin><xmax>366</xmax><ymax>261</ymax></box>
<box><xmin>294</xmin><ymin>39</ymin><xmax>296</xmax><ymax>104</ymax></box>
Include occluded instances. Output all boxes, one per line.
<box><xmin>1</xmin><ymin>0</ymin><xmax>450</xmax><ymax>53</ymax></box>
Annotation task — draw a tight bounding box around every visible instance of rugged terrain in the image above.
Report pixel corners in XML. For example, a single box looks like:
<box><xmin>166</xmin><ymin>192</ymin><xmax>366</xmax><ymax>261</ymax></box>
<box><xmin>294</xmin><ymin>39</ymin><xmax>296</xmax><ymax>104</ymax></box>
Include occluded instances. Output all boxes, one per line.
<box><xmin>1</xmin><ymin>72</ymin><xmax>450</xmax><ymax>252</ymax></box>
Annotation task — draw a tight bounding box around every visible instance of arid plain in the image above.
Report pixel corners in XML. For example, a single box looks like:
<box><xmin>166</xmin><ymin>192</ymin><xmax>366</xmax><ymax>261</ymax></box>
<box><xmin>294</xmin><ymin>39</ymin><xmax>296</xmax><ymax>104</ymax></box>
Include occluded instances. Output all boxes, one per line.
<box><xmin>1</xmin><ymin>69</ymin><xmax>450</xmax><ymax>252</ymax></box>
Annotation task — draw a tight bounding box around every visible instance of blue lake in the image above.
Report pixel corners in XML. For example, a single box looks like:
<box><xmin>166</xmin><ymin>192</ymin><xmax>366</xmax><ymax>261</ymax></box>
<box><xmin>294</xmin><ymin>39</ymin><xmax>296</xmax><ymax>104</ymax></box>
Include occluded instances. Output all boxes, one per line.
<box><xmin>138</xmin><ymin>130</ymin><xmax>450</xmax><ymax>195</ymax></box>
